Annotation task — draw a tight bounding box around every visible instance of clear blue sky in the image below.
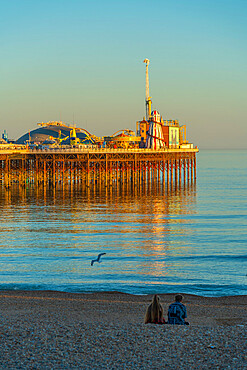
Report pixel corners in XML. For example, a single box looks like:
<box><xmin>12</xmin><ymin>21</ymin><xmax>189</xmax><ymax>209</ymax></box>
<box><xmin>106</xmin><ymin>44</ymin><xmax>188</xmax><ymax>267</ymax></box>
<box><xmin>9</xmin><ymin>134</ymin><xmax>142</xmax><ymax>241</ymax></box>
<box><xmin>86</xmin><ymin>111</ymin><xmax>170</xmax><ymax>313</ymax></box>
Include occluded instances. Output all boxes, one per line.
<box><xmin>0</xmin><ymin>0</ymin><xmax>246</xmax><ymax>148</ymax></box>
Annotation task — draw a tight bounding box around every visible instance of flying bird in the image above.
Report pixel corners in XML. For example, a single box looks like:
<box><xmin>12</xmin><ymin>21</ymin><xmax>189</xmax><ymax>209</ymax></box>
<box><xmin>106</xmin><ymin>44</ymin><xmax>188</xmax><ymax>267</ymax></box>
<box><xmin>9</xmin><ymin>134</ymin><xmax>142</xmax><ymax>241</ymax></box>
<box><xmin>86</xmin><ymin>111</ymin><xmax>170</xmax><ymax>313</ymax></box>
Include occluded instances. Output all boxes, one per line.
<box><xmin>91</xmin><ymin>253</ymin><xmax>106</xmax><ymax>266</ymax></box>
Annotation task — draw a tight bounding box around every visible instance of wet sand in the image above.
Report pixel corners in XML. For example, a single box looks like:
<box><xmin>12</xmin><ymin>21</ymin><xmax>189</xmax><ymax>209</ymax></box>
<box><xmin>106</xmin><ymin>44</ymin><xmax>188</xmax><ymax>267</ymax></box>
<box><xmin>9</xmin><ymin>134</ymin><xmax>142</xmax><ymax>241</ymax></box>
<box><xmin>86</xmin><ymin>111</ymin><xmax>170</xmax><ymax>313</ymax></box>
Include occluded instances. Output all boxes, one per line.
<box><xmin>0</xmin><ymin>290</ymin><xmax>247</xmax><ymax>368</ymax></box>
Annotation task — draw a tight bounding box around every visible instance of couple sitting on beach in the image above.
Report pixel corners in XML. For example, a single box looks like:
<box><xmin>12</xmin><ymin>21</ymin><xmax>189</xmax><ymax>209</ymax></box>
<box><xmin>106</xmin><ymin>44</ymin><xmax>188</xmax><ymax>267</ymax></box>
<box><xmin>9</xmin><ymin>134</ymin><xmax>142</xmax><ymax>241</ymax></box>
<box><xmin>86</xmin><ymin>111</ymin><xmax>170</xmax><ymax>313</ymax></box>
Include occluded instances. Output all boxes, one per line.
<box><xmin>145</xmin><ymin>294</ymin><xmax>189</xmax><ymax>325</ymax></box>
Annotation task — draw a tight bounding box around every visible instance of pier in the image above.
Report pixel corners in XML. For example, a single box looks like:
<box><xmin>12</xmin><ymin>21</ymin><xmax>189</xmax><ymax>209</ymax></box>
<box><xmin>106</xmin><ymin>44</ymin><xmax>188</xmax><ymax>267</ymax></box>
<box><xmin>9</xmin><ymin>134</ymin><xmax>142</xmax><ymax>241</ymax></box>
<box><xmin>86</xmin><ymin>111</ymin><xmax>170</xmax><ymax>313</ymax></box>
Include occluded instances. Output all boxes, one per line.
<box><xmin>0</xmin><ymin>147</ymin><xmax>198</xmax><ymax>188</ymax></box>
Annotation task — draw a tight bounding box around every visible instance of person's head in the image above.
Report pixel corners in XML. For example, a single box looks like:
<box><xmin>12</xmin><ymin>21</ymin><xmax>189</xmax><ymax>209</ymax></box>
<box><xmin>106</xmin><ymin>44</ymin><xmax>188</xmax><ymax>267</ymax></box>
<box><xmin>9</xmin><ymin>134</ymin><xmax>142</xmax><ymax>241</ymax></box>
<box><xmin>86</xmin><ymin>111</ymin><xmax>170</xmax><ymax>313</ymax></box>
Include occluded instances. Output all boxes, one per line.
<box><xmin>175</xmin><ymin>294</ymin><xmax>183</xmax><ymax>303</ymax></box>
<box><xmin>152</xmin><ymin>294</ymin><xmax>159</xmax><ymax>304</ymax></box>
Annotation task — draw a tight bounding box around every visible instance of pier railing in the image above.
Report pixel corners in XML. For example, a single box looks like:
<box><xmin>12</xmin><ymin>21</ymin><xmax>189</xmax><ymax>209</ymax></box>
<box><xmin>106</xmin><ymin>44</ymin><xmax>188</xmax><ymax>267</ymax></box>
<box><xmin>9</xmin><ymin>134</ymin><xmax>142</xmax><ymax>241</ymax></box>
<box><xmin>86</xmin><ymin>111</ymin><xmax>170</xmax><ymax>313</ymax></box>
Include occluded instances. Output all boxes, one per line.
<box><xmin>0</xmin><ymin>146</ymin><xmax>198</xmax><ymax>154</ymax></box>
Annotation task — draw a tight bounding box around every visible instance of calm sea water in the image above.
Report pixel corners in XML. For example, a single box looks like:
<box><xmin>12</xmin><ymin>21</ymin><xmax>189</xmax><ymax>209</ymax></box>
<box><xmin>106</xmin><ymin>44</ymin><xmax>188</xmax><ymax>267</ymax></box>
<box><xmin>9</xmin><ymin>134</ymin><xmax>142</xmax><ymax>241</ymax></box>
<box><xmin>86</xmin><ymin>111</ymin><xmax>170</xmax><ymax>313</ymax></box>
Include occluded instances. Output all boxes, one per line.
<box><xmin>0</xmin><ymin>150</ymin><xmax>246</xmax><ymax>296</ymax></box>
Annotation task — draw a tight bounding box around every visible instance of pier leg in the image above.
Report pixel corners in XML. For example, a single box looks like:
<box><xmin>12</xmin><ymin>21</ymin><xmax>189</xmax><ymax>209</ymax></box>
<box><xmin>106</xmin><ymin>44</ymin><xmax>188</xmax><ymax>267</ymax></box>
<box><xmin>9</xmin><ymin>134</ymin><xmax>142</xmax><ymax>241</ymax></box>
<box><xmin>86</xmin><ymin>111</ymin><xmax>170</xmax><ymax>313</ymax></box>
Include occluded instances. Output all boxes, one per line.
<box><xmin>183</xmin><ymin>158</ymin><xmax>186</xmax><ymax>184</ymax></box>
<box><xmin>162</xmin><ymin>158</ymin><xmax>165</xmax><ymax>190</ymax></box>
<box><xmin>194</xmin><ymin>154</ymin><xmax>197</xmax><ymax>180</ymax></box>
<box><xmin>170</xmin><ymin>159</ymin><xmax>173</xmax><ymax>188</ymax></box>
<box><xmin>53</xmin><ymin>159</ymin><xmax>56</xmax><ymax>186</ymax></box>
<box><xmin>175</xmin><ymin>159</ymin><xmax>178</xmax><ymax>187</ymax></box>
<box><xmin>190</xmin><ymin>157</ymin><xmax>193</xmax><ymax>183</ymax></box>
<box><xmin>43</xmin><ymin>161</ymin><xmax>47</xmax><ymax>184</ymax></box>
<box><xmin>179</xmin><ymin>158</ymin><xmax>182</xmax><ymax>187</ymax></box>
<box><xmin>187</xmin><ymin>158</ymin><xmax>190</xmax><ymax>183</ymax></box>
<box><xmin>87</xmin><ymin>156</ymin><xmax>90</xmax><ymax>187</ymax></box>
<box><xmin>166</xmin><ymin>160</ymin><xmax>170</xmax><ymax>188</ymax></box>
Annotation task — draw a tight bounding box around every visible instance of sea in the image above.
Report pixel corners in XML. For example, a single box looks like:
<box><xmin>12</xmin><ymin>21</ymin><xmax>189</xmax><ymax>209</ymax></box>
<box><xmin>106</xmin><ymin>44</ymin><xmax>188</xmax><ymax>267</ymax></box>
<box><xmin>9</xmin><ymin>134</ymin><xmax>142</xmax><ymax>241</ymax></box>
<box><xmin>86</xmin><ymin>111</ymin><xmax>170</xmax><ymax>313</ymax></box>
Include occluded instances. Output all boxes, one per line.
<box><xmin>0</xmin><ymin>150</ymin><xmax>246</xmax><ymax>297</ymax></box>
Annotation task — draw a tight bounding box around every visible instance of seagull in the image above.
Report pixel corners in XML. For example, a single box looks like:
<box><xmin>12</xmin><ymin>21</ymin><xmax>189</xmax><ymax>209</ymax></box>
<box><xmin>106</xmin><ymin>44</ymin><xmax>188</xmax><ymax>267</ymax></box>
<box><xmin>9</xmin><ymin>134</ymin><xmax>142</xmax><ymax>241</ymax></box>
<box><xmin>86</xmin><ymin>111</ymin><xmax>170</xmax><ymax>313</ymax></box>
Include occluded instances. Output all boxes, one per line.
<box><xmin>91</xmin><ymin>253</ymin><xmax>106</xmax><ymax>266</ymax></box>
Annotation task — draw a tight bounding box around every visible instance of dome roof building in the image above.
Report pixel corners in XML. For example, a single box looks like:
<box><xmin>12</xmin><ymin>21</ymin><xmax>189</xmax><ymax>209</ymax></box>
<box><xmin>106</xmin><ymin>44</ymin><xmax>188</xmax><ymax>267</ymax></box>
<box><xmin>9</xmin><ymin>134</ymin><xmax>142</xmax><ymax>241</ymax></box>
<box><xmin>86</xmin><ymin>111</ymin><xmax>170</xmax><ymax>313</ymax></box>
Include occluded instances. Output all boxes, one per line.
<box><xmin>16</xmin><ymin>121</ymin><xmax>95</xmax><ymax>145</ymax></box>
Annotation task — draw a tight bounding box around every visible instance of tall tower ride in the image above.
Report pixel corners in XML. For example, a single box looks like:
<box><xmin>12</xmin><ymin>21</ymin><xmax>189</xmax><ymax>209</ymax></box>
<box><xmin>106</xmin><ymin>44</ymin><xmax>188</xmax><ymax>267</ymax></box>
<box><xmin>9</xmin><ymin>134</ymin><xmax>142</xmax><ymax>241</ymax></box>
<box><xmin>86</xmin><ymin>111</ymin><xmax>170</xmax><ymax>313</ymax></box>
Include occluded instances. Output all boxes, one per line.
<box><xmin>143</xmin><ymin>58</ymin><xmax>152</xmax><ymax>121</ymax></box>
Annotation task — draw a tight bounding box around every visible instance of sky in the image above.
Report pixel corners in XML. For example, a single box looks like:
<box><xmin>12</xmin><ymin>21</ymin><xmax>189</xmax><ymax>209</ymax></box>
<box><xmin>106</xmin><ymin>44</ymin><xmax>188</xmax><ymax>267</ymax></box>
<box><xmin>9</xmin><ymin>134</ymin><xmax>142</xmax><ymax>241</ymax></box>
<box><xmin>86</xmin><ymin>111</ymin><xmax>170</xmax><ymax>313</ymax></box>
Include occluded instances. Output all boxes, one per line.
<box><xmin>0</xmin><ymin>0</ymin><xmax>246</xmax><ymax>149</ymax></box>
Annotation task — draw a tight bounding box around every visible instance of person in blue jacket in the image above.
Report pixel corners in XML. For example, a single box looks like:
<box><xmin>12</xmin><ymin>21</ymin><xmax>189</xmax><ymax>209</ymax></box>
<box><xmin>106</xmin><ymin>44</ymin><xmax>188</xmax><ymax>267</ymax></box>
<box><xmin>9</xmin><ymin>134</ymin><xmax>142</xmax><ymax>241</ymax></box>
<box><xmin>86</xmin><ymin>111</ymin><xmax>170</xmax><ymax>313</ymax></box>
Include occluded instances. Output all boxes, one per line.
<box><xmin>168</xmin><ymin>294</ymin><xmax>189</xmax><ymax>325</ymax></box>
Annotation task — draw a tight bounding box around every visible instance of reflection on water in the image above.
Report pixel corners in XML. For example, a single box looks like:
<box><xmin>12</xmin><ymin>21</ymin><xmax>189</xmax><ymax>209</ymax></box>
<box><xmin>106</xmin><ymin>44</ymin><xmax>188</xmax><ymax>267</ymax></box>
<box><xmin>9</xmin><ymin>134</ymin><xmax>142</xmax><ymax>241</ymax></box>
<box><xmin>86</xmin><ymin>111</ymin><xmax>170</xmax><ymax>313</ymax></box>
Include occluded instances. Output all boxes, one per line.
<box><xmin>0</xmin><ymin>181</ymin><xmax>198</xmax><ymax>294</ymax></box>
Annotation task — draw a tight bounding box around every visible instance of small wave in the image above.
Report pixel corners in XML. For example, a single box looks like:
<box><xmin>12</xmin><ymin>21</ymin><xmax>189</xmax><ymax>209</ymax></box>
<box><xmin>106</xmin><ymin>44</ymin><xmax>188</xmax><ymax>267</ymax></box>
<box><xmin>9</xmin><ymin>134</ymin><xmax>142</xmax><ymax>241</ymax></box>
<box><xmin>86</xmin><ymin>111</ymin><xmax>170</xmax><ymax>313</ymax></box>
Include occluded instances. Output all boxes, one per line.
<box><xmin>177</xmin><ymin>254</ymin><xmax>247</xmax><ymax>262</ymax></box>
<box><xmin>1</xmin><ymin>282</ymin><xmax>247</xmax><ymax>297</ymax></box>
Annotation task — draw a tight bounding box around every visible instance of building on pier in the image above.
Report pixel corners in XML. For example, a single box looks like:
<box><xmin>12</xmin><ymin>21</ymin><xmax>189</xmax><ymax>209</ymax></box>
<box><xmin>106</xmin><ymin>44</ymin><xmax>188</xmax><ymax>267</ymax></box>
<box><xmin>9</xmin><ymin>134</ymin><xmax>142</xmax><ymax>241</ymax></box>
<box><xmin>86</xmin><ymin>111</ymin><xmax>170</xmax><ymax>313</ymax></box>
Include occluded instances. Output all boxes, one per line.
<box><xmin>16</xmin><ymin>121</ymin><xmax>98</xmax><ymax>146</ymax></box>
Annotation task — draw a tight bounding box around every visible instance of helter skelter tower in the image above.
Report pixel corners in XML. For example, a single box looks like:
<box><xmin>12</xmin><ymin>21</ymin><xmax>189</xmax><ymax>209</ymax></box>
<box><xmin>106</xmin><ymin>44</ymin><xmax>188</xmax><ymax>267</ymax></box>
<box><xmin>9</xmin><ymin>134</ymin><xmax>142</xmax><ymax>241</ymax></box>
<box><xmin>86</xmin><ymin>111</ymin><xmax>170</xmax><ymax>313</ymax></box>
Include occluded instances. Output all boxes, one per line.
<box><xmin>143</xmin><ymin>58</ymin><xmax>152</xmax><ymax>121</ymax></box>
<box><xmin>143</xmin><ymin>58</ymin><xmax>165</xmax><ymax>150</ymax></box>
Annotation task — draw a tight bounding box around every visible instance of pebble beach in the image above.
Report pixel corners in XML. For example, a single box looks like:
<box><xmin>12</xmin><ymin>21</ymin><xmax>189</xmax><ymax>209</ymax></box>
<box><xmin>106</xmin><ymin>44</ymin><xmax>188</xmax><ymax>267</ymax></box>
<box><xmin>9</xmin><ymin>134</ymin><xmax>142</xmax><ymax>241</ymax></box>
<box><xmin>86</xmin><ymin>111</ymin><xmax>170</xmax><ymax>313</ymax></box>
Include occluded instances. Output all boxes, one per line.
<box><xmin>0</xmin><ymin>291</ymin><xmax>247</xmax><ymax>369</ymax></box>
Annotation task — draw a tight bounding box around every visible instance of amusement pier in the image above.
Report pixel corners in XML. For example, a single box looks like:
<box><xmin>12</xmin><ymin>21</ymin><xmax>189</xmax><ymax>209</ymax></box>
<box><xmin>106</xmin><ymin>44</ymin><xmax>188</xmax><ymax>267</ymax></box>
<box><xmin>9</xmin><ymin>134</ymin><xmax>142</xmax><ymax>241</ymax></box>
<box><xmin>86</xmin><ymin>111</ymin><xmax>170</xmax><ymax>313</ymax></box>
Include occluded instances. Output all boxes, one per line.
<box><xmin>0</xmin><ymin>60</ymin><xmax>198</xmax><ymax>188</ymax></box>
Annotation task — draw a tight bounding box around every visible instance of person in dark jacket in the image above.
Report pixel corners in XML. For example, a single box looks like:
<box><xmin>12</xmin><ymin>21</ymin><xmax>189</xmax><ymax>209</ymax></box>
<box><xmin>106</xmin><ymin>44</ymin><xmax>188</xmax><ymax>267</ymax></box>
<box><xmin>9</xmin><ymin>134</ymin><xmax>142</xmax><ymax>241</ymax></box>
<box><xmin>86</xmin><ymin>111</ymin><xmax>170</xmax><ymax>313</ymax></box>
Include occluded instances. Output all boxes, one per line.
<box><xmin>168</xmin><ymin>294</ymin><xmax>189</xmax><ymax>325</ymax></box>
